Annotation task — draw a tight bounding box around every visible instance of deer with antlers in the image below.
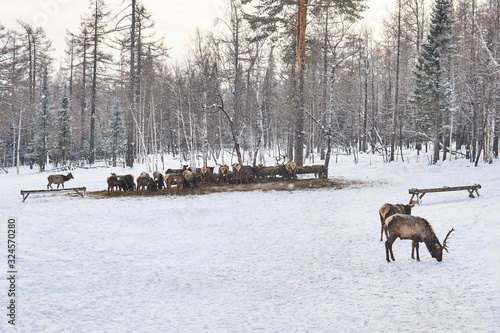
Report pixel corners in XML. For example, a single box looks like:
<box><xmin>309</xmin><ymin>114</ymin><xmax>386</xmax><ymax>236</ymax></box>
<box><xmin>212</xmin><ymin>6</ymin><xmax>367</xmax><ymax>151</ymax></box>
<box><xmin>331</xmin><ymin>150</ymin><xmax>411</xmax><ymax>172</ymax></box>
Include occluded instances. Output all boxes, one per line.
<box><xmin>384</xmin><ymin>214</ymin><xmax>454</xmax><ymax>262</ymax></box>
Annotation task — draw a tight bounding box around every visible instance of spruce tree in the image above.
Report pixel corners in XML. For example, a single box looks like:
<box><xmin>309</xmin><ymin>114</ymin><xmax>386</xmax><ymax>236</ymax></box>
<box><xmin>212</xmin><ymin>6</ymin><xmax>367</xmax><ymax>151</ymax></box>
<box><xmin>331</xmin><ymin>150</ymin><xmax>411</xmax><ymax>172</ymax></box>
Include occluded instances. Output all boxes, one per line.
<box><xmin>410</xmin><ymin>0</ymin><xmax>454</xmax><ymax>164</ymax></box>
<box><xmin>58</xmin><ymin>86</ymin><xmax>72</xmax><ymax>164</ymax></box>
<box><xmin>35</xmin><ymin>67</ymin><xmax>51</xmax><ymax>171</ymax></box>
<box><xmin>109</xmin><ymin>97</ymin><xmax>125</xmax><ymax>167</ymax></box>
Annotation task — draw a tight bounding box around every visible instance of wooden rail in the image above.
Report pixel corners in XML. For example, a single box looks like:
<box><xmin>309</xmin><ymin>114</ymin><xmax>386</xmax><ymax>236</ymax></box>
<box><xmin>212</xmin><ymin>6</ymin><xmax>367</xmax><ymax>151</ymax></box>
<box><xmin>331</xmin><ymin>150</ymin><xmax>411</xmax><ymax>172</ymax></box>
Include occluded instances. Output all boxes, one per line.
<box><xmin>20</xmin><ymin>187</ymin><xmax>86</xmax><ymax>202</ymax></box>
<box><xmin>409</xmin><ymin>184</ymin><xmax>481</xmax><ymax>205</ymax></box>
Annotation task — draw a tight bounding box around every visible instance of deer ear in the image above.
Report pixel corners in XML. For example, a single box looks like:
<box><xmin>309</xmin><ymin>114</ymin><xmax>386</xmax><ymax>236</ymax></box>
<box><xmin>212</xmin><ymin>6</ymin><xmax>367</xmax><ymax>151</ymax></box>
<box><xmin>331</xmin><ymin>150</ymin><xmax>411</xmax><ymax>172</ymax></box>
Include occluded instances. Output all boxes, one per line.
<box><xmin>435</xmin><ymin>243</ymin><xmax>440</xmax><ymax>249</ymax></box>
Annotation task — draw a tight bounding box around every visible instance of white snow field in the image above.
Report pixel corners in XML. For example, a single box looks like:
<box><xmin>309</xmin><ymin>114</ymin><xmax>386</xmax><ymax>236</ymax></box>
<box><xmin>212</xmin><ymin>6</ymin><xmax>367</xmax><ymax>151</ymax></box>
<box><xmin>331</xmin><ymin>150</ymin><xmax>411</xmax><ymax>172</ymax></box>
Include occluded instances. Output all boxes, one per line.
<box><xmin>1</xmin><ymin>152</ymin><xmax>499</xmax><ymax>332</ymax></box>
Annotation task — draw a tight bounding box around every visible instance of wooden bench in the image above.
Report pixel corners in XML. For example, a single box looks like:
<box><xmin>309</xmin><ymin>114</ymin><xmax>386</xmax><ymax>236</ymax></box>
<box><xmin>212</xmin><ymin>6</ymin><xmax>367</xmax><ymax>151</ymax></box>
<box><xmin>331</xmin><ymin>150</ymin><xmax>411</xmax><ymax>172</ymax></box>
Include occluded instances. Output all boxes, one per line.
<box><xmin>409</xmin><ymin>184</ymin><xmax>481</xmax><ymax>205</ymax></box>
<box><xmin>20</xmin><ymin>187</ymin><xmax>87</xmax><ymax>202</ymax></box>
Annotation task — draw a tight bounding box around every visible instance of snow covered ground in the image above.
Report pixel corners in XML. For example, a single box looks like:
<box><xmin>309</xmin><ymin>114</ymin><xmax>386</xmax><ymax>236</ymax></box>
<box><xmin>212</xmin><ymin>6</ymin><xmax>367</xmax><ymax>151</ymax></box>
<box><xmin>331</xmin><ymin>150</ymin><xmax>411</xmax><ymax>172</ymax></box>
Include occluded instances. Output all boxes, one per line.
<box><xmin>1</xmin><ymin>151</ymin><xmax>499</xmax><ymax>332</ymax></box>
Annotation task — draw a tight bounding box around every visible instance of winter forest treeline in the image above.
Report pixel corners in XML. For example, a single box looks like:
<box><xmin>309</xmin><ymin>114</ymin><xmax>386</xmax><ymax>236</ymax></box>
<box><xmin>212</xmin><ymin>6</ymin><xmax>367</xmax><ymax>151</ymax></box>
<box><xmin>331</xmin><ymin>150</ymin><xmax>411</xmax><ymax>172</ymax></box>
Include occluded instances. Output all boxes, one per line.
<box><xmin>0</xmin><ymin>0</ymin><xmax>499</xmax><ymax>173</ymax></box>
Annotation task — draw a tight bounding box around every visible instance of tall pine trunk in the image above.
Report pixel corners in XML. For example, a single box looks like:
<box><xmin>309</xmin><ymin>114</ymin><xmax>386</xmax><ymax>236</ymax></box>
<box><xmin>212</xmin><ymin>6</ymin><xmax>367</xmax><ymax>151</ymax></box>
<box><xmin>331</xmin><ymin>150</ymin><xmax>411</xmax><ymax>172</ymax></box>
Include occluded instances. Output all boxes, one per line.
<box><xmin>294</xmin><ymin>0</ymin><xmax>308</xmax><ymax>167</ymax></box>
<box><xmin>126</xmin><ymin>0</ymin><xmax>136</xmax><ymax>168</ymax></box>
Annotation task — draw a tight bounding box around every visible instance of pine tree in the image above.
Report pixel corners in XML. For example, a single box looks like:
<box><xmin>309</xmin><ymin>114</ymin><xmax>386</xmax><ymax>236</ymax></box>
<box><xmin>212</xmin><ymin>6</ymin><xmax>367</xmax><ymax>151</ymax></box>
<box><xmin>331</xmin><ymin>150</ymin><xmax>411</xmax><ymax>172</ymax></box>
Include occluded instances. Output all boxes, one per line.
<box><xmin>241</xmin><ymin>0</ymin><xmax>366</xmax><ymax>166</ymax></box>
<box><xmin>58</xmin><ymin>86</ymin><xmax>72</xmax><ymax>164</ymax></box>
<box><xmin>410</xmin><ymin>0</ymin><xmax>454</xmax><ymax>164</ymax></box>
<box><xmin>109</xmin><ymin>97</ymin><xmax>125</xmax><ymax>167</ymax></box>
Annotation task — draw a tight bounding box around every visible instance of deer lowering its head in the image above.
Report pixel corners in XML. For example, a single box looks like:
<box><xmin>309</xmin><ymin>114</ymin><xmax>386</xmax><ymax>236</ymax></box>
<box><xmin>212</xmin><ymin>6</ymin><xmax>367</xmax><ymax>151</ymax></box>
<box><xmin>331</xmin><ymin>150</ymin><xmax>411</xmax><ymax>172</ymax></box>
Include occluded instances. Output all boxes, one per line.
<box><xmin>379</xmin><ymin>203</ymin><xmax>415</xmax><ymax>241</ymax></box>
<box><xmin>384</xmin><ymin>214</ymin><xmax>454</xmax><ymax>262</ymax></box>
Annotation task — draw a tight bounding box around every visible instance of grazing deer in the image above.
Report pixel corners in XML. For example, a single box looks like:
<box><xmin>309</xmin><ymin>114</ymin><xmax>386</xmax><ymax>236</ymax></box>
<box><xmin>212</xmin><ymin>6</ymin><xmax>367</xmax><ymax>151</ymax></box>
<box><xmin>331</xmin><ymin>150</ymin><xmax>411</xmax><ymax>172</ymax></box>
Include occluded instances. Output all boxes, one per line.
<box><xmin>311</xmin><ymin>164</ymin><xmax>327</xmax><ymax>178</ymax></box>
<box><xmin>47</xmin><ymin>172</ymin><xmax>74</xmax><ymax>189</ymax></box>
<box><xmin>165</xmin><ymin>173</ymin><xmax>184</xmax><ymax>194</ymax></box>
<box><xmin>107</xmin><ymin>175</ymin><xmax>124</xmax><ymax>193</ymax></box>
<box><xmin>136</xmin><ymin>172</ymin><xmax>157</xmax><ymax>194</ymax></box>
<box><xmin>232</xmin><ymin>164</ymin><xmax>255</xmax><ymax>184</ymax></box>
<box><xmin>182</xmin><ymin>170</ymin><xmax>197</xmax><ymax>187</ymax></box>
<box><xmin>116</xmin><ymin>174</ymin><xmax>135</xmax><ymax>191</ymax></box>
<box><xmin>285</xmin><ymin>161</ymin><xmax>297</xmax><ymax>180</ymax></box>
<box><xmin>384</xmin><ymin>214</ymin><xmax>454</xmax><ymax>262</ymax></box>
<box><xmin>218</xmin><ymin>164</ymin><xmax>230</xmax><ymax>184</ymax></box>
<box><xmin>153</xmin><ymin>171</ymin><xmax>165</xmax><ymax>190</ymax></box>
<box><xmin>255</xmin><ymin>165</ymin><xmax>282</xmax><ymax>179</ymax></box>
<box><xmin>200</xmin><ymin>166</ymin><xmax>215</xmax><ymax>184</ymax></box>
<box><xmin>378</xmin><ymin>203</ymin><xmax>415</xmax><ymax>241</ymax></box>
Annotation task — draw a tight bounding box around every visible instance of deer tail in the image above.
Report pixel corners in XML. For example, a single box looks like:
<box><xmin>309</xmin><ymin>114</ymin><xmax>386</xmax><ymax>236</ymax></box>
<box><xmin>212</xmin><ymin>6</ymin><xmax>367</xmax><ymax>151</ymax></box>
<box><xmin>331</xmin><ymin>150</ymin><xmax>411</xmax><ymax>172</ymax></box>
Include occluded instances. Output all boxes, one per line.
<box><xmin>384</xmin><ymin>215</ymin><xmax>395</xmax><ymax>227</ymax></box>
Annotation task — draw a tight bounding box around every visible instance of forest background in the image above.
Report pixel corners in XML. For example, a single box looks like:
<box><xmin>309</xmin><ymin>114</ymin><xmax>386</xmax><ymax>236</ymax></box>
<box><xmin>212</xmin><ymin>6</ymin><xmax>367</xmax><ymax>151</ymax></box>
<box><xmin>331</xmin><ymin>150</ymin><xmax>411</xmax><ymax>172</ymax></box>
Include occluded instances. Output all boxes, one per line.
<box><xmin>0</xmin><ymin>0</ymin><xmax>498</xmax><ymax>173</ymax></box>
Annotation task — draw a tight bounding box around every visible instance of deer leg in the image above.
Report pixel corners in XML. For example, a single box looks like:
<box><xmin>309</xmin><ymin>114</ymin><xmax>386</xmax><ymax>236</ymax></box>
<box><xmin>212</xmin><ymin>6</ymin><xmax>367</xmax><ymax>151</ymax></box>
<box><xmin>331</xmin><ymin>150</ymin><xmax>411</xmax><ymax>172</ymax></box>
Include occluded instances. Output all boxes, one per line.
<box><xmin>385</xmin><ymin>241</ymin><xmax>392</xmax><ymax>263</ymax></box>
<box><xmin>379</xmin><ymin>214</ymin><xmax>386</xmax><ymax>241</ymax></box>
<box><xmin>415</xmin><ymin>243</ymin><xmax>420</xmax><ymax>261</ymax></box>
<box><xmin>385</xmin><ymin>237</ymin><xmax>396</xmax><ymax>262</ymax></box>
<box><xmin>411</xmin><ymin>236</ymin><xmax>420</xmax><ymax>261</ymax></box>
<box><xmin>411</xmin><ymin>239</ymin><xmax>415</xmax><ymax>259</ymax></box>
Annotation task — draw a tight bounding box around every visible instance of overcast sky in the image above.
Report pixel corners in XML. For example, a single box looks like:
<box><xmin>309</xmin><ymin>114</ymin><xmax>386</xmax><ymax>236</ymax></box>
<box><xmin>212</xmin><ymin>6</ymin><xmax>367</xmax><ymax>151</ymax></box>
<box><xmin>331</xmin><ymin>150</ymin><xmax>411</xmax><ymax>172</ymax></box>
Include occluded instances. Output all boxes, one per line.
<box><xmin>2</xmin><ymin>0</ymin><xmax>392</xmax><ymax>63</ymax></box>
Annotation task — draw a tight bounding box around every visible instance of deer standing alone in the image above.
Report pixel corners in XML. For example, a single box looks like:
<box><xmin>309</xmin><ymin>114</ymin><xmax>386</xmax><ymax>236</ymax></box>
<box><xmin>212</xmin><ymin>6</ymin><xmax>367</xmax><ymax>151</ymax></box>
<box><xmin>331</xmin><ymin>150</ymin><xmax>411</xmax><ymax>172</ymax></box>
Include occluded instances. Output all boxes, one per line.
<box><xmin>384</xmin><ymin>214</ymin><xmax>454</xmax><ymax>262</ymax></box>
<box><xmin>379</xmin><ymin>203</ymin><xmax>414</xmax><ymax>241</ymax></box>
<box><xmin>47</xmin><ymin>173</ymin><xmax>74</xmax><ymax>189</ymax></box>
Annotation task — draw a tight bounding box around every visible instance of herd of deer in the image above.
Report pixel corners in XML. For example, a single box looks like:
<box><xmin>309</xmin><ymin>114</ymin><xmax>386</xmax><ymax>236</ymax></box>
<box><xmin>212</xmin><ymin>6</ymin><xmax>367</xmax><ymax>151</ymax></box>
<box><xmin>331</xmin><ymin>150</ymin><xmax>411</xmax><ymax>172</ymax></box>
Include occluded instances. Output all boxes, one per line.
<box><xmin>105</xmin><ymin>161</ymin><xmax>328</xmax><ymax>195</ymax></box>
<box><xmin>44</xmin><ymin>169</ymin><xmax>455</xmax><ymax>263</ymax></box>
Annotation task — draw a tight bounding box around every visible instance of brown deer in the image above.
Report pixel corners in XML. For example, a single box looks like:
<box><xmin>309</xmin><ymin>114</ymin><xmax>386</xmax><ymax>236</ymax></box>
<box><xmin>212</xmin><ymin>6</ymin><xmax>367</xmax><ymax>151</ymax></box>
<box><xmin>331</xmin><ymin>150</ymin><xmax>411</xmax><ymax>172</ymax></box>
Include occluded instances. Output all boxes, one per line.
<box><xmin>136</xmin><ymin>172</ymin><xmax>157</xmax><ymax>194</ymax></box>
<box><xmin>384</xmin><ymin>214</ymin><xmax>454</xmax><ymax>262</ymax></box>
<box><xmin>378</xmin><ymin>203</ymin><xmax>415</xmax><ymax>241</ymax></box>
<box><xmin>232</xmin><ymin>164</ymin><xmax>255</xmax><ymax>184</ymax></box>
<box><xmin>200</xmin><ymin>166</ymin><xmax>215</xmax><ymax>184</ymax></box>
<box><xmin>182</xmin><ymin>170</ymin><xmax>197</xmax><ymax>187</ymax></box>
<box><xmin>218</xmin><ymin>164</ymin><xmax>230</xmax><ymax>184</ymax></box>
<box><xmin>165</xmin><ymin>165</ymin><xmax>188</xmax><ymax>174</ymax></box>
<box><xmin>165</xmin><ymin>173</ymin><xmax>184</xmax><ymax>194</ymax></box>
<box><xmin>255</xmin><ymin>165</ymin><xmax>282</xmax><ymax>179</ymax></box>
<box><xmin>285</xmin><ymin>161</ymin><xmax>297</xmax><ymax>180</ymax></box>
<box><xmin>111</xmin><ymin>174</ymin><xmax>135</xmax><ymax>191</ymax></box>
<box><xmin>311</xmin><ymin>164</ymin><xmax>327</xmax><ymax>178</ymax></box>
<box><xmin>47</xmin><ymin>172</ymin><xmax>74</xmax><ymax>189</ymax></box>
<box><xmin>107</xmin><ymin>175</ymin><xmax>124</xmax><ymax>193</ymax></box>
<box><xmin>153</xmin><ymin>171</ymin><xmax>165</xmax><ymax>190</ymax></box>
<box><xmin>295</xmin><ymin>165</ymin><xmax>312</xmax><ymax>176</ymax></box>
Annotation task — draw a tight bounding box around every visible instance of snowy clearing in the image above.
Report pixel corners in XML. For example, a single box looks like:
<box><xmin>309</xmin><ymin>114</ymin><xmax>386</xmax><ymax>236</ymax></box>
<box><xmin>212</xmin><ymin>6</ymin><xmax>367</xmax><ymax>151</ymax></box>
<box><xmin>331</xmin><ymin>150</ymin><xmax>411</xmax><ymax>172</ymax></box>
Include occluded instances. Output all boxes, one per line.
<box><xmin>1</xmin><ymin>152</ymin><xmax>499</xmax><ymax>332</ymax></box>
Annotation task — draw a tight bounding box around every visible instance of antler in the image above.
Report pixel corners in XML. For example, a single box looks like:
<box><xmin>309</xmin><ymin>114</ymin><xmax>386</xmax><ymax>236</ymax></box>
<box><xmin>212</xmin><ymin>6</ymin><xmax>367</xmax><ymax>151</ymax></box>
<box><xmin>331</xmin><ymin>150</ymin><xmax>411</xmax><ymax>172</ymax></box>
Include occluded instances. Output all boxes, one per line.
<box><xmin>442</xmin><ymin>227</ymin><xmax>455</xmax><ymax>253</ymax></box>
